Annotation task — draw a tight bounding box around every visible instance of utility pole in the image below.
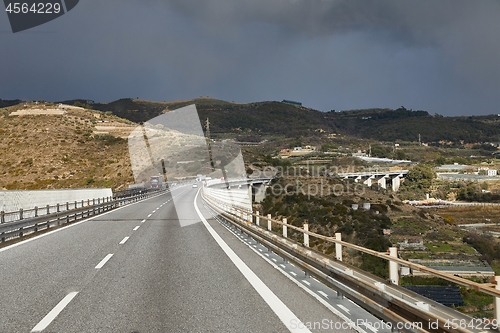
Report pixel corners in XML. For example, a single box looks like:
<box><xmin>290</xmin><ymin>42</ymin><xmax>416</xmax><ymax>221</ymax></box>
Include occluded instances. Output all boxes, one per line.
<box><xmin>205</xmin><ymin>118</ymin><xmax>215</xmax><ymax>172</ymax></box>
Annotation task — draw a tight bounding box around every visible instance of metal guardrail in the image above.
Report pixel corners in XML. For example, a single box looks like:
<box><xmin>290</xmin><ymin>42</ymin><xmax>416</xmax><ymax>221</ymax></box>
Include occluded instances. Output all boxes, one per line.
<box><xmin>1</xmin><ymin>197</ymin><xmax>113</xmax><ymax>223</ymax></box>
<box><xmin>0</xmin><ymin>189</ymin><xmax>168</xmax><ymax>243</ymax></box>
<box><xmin>201</xmin><ymin>188</ymin><xmax>499</xmax><ymax>333</ymax></box>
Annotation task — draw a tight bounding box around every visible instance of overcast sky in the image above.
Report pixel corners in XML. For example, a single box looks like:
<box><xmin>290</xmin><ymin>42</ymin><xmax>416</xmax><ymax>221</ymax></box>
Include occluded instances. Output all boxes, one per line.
<box><xmin>1</xmin><ymin>0</ymin><xmax>499</xmax><ymax>116</ymax></box>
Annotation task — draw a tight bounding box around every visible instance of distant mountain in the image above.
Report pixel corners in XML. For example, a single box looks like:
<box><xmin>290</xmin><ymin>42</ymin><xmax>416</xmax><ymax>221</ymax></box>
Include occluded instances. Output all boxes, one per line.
<box><xmin>63</xmin><ymin>97</ymin><xmax>332</xmax><ymax>136</ymax></box>
<box><xmin>323</xmin><ymin>107</ymin><xmax>500</xmax><ymax>143</ymax></box>
<box><xmin>38</xmin><ymin>98</ymin><xmax>500</xmax><ymax>143</ymax></box>
<box><xmin>0</xmin><ymin>98</ymin><xmax>23</xmax><ymax>108</ymax></box>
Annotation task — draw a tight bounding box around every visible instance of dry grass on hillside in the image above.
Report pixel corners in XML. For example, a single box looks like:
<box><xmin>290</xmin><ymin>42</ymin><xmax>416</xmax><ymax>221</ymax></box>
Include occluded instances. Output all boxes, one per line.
<box><xmin>0</xmin><ymin>106</ymin><xmax>136</xmax><ymax>191</ymax></box>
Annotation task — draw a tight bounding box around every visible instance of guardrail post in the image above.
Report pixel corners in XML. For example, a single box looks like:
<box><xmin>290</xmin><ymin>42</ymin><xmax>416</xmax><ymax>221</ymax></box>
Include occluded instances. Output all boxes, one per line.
<box><xmin>283</xmin><ymin>218</ymin><xmax>287</xmax><ymax>238</ymax></box>
<box><xmin>57</xmin><ymin>203</ymin><xmax>60</xmax><ymax>213</ymax></box>
<box><xmin>74</xmin><ymin>201</ymin><xmax>77</xmax><ymax>209</ymax></box>
<box><xmin>66</xmin><ymin>202</ymin><xmax>69</xmax><ymax>211</ymax></box>
<box><xmin>46</xmin><ymin>204</ymin><xmax>50</xmax><ymax>214</ymax></box>
<box><xmin>81</xmin><ymin>200</ymin><xmax>84</xmax><ymax>208</ymax></box>
<box><xmin>34</xmin><ymin>206</ymin><xmax>38</xmax><ymax>217</ymax></box>
<box><xmin>303</xmin><ymin>223</ymin><xmax>309</xmax><ymax>247</ymax></box>
<box><xmin>389</xmin><ymin>247</ymin><xmax>399</xmax><ymax>285</ymax></box>
<box><xmin>335</xmin><ymin>233</ymin><xmax>342</xmax><ymax>261</ymax></box>
<box><xmin>1</xmin><ymin>211</ymin><xmax>4</xmax><ymax>223</ymax></box>
<box><xmin>267</xmin><ymin>214</ymin><xmax>272</xmax><ymax>231</ymax></box>
<box><xmin>19</xmin><ymin>208</ymin><xmax>23</xmax><ymax>220</ymax></box>
<box><xmin>495</xmin><ymin>276</ymin><xmax>500</xmax><ymax>322</ymax></box>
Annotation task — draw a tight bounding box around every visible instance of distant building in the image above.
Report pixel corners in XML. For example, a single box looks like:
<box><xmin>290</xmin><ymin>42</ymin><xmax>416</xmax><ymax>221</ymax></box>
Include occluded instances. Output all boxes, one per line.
<box><xmin>478</xmin><ymin>167</ymin><xmax>498</xmax><ymax>176</ymax></box>
<box><xmin>282</xmin><ymin>99</ymin><xmax>302</xmax><ymax>106</ymax></box>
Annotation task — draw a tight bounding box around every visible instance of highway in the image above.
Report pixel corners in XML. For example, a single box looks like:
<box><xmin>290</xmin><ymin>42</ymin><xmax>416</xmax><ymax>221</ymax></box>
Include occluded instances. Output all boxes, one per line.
<box><xmin>0</xmin><ymin>185</ymin><xmax>374</xmax><ymax>333</ymax></box>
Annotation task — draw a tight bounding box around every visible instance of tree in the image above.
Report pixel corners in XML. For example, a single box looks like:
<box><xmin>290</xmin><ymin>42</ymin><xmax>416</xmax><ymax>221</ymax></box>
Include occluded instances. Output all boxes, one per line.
<box><xmin>398</xmin><ymin>164</ymin><xmax>436</xmax><ymax>200</ymax></box>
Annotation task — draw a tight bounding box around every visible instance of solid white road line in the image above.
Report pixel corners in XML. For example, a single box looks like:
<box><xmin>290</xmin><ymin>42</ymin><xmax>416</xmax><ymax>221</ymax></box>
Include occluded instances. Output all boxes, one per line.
<box><xmin>222</xmin><ymin>225</ymin><xmax>368</xmax><ymax>333</ymax></box>
<box><xmin>95</xmin><ymin>254</ymin><xmax>113</xmax><ymax>269</ymax></box>
<box><xmin>119</xmin><ymin>237</ymin><xmax>129</xmax><ymax>245</ymax></box>
<box><xmin>133</xmin><ymin>226</ymin><xmax>140</xmax><ymax>231</ymax></box>
<box><xmin>194</xmin><ymin>190</ymin><xmax>311</xmax><ymax>333</ymax></box>
<box><xmin>31</xmin><ymin>292</ymin><xmax>79</xmax><ymax>332</ymax></box>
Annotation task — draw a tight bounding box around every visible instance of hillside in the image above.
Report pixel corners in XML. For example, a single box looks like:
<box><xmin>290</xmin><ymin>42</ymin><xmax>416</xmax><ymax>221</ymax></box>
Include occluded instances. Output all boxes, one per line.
<box><xmin>0</xmin><ymin>103</ymin><xmax>136</xmax><ymax>190</ymax></box>
<box><xmin>62</xmin><ymin>97</ymin><xmax>331</xmax><ymax>137</ymax></box>
<box><xmin>324</xmin><ymin>107</ymin><xmax>500</xmax><ymax>143</ymax></box>
<box><xmin>59</xmin><ymin>97</ymin><xmax>500</xmax><ymax>144</ymax></box>
<box><xmin>0</xmin><ymin>98</ymin><xmax>23</xmax><ymax>108</ymax></box>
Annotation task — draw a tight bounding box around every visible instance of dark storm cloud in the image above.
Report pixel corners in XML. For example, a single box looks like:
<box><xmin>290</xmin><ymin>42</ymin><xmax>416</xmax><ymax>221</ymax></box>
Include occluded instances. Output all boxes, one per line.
<box><xmin>1</xmin><ymin>0</ymin><xmax>499</xmax><ymax>115</ymax></box>
<box><xmin>164</xmin><ymin>0</ymin><xmax>500</xmax><ymax>82</ymax></box>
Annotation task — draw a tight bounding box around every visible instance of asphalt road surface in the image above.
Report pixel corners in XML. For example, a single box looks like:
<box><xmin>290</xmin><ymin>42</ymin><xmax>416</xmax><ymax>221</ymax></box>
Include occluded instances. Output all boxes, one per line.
<box><xmin>0</xmin><ymin>185</ymin><xmax>363</xmax><ymax>333</ymax></box>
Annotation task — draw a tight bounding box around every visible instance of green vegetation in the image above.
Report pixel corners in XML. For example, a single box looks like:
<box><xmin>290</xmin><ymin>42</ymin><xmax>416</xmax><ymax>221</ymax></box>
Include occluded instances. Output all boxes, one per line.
<box><xmin>0</xmin><ymin>98</ymin><xmax>22</xmax><ymax>108</ymax></box>
<box><xmin>425</xmin><ymin>243</ymin><xmax>475</xmax><ymax>254</ymax></box>
<box><xmin>260</xmin><ymin>177</ymin><xmax>393</xmax><ymax>278</ymax></box>
<box><xmin>457</xmin><ymin>183</ymin><xmax>500</xmax><ymax>202</ymax></box>
<box><xmin>463</xmin><ymin>232</ymin><xmax>500</xmax><ymax>264</ymax></box>
<box><xmin>398</xmin><ymin>164</ymin><xmax>436</xmax><ymax>200</ymax></box>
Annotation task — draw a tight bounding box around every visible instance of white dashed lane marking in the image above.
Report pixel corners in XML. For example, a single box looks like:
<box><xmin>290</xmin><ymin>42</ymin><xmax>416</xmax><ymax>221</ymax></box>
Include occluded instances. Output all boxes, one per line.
<box><xmin>95</xmin><ymin>254</ymin><xmax>113</xmax><ymax>269</ymax></box>
<box><xmin>119</xmin><ymin>237</ymin><xmax>129</xmax><ymax>245</ymax></box>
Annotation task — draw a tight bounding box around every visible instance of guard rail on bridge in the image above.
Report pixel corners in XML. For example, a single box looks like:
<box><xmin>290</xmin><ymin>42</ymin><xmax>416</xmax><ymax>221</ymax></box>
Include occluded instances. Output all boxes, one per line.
<box><xmin>201</xmin><ymin>185</ymin><xmax>500</xmax><ymax>333</ymax></box>
<box><xmin>0</xmin><ymin>189</ymin><xmax>168</xmax><ymax>243</ymax></box>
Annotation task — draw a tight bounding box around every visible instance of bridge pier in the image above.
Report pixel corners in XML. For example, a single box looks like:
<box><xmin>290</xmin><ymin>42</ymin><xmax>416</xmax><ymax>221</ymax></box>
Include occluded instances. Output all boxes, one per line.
<box><xmin>391</xmin><ymin>175</ymin><xmax>401</xmax><ymax>192</ymax></box>
<box><xmin>363</xmin><ymin>175</ymin><xmax>375</xmax><ymax>187</ymax></box>
<box><xmin>377</xmin><ymin>176</ymin><xmax>387</xmax><ymax>189</ymax></box>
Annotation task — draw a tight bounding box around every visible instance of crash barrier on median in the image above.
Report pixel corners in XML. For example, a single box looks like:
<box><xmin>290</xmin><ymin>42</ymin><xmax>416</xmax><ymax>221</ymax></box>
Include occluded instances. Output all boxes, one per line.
<box><xmin>0</xmin><ymin>188</ymin><xmax>113</xmax><ymax>223</ymax></box>
<box><xmin>201</xmin><ymin>187</ymin><xmax>500</xmax><ymax>333</ymax></box>
<box><xmin>0</xmin><ymin>188</ymin><xmax>168</xmax><ymax>243</ymax></box>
